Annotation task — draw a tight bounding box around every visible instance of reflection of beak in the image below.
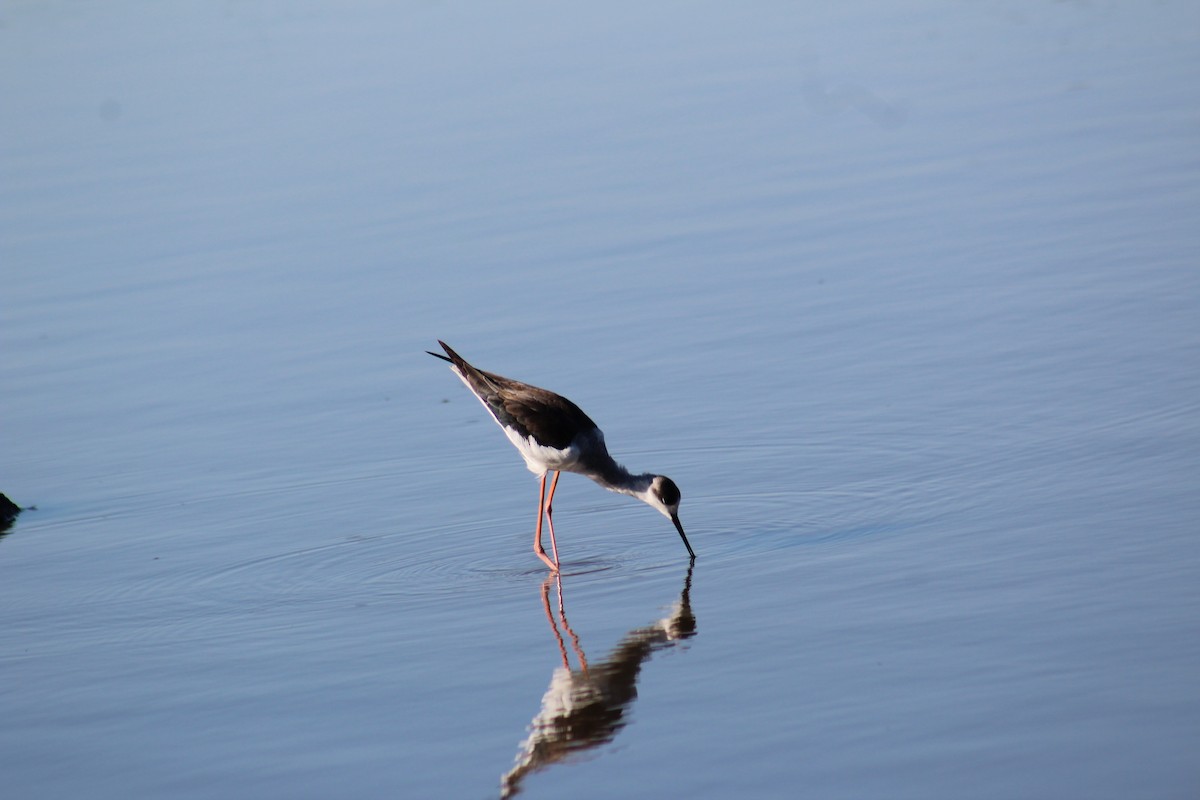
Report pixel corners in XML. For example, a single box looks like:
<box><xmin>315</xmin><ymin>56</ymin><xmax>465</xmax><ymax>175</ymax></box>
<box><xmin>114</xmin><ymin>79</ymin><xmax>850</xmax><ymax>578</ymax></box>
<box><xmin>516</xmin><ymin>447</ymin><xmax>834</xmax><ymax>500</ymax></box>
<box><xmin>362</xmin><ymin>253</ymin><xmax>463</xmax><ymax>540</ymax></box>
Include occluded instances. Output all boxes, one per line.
<box><xmin>672</xmin><ymin>514</ymin><xmax>696</xmax><ymax>559</ymax></box>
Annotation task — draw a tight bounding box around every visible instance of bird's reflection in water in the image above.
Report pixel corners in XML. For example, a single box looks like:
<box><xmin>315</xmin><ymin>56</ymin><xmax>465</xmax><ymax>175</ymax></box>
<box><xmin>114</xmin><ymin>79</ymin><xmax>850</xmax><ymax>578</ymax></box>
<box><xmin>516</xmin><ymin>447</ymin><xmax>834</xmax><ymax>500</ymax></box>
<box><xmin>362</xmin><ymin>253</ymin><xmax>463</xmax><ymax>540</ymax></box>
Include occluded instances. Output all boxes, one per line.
<box><xmin>500</xmin><ymin>561</ymin><xmax>697</xmax><ymax>798</ymax></box>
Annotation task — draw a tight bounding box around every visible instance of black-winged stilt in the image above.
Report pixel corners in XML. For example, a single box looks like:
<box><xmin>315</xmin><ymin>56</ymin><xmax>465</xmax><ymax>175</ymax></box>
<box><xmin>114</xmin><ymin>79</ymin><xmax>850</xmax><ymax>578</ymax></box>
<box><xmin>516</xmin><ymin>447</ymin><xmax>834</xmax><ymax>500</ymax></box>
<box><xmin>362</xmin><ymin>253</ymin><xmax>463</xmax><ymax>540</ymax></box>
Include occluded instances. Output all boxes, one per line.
<box><xmin>428</xmin><ymin>341</ymin><xmax>694</xmax><ymax>571</ymax></box>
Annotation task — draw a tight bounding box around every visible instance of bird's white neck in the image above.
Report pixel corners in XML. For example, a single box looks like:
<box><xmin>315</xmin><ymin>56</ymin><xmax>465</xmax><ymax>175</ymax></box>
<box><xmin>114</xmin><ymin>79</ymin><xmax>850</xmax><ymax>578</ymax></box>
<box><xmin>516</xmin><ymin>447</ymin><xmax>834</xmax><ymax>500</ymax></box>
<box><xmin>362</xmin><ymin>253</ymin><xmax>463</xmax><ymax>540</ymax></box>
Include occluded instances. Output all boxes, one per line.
<box><xmin>571</xmin><ymin>429</ymin><xmax>657</xmax><ymax>501</ymax></box>
<box><xmin>586</xmin><ymin>457</ymin><xmax>654</xmax><ymax>499</ymax></box>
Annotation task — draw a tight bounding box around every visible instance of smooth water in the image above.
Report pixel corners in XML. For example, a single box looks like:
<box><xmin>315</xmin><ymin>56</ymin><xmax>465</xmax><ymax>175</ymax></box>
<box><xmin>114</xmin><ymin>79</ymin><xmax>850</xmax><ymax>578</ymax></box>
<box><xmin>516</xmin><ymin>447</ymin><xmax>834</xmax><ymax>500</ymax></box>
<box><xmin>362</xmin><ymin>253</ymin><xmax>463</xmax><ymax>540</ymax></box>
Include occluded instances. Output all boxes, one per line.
<box><xmin>3</xmin><ymin>2</ymin><xmax>1198</xmax><ymax>798</ymax></box>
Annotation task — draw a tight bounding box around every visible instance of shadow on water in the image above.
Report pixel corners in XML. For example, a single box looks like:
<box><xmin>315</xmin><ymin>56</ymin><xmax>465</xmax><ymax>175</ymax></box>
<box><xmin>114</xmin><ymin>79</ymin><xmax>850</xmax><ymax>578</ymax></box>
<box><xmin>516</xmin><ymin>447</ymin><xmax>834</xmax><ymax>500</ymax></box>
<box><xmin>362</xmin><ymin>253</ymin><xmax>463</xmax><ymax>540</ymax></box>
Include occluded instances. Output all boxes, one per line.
<box><xmin>499</xmin><ymin>560</ymin><xmax>697</xmax><ymax>798</ymax></box>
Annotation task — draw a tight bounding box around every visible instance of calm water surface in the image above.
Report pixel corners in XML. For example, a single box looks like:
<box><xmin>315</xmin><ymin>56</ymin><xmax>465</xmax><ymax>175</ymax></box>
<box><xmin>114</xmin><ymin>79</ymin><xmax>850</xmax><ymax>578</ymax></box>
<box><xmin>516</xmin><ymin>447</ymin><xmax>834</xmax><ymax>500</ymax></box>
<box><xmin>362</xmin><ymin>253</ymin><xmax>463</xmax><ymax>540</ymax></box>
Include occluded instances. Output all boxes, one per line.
<box><xmin>3</xmin><ymin>2</ymin><xmax>1198</xmax><ymax>798</ymax></box>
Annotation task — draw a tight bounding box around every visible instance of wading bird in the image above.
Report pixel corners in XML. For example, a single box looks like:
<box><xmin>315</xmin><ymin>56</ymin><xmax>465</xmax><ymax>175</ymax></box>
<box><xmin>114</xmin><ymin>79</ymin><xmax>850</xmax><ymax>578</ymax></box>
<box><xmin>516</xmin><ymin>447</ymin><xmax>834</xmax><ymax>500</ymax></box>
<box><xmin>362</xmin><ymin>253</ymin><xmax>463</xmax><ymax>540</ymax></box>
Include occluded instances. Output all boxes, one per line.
<box><xmin>428</xmin><ymin>341</ymin><xmax>694</xmax><ymax>571</ymax></box>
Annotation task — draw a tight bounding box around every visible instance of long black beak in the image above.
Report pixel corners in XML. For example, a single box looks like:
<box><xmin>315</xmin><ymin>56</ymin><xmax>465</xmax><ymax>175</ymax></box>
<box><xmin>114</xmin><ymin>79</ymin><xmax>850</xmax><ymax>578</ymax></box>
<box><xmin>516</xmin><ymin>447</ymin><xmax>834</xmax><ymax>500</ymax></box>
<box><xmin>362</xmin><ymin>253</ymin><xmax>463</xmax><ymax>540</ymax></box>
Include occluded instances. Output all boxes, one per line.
<box><xmin>672</xmin><ymin>514</ymin><xmax>696</xmax><ymax>559</ymax></box>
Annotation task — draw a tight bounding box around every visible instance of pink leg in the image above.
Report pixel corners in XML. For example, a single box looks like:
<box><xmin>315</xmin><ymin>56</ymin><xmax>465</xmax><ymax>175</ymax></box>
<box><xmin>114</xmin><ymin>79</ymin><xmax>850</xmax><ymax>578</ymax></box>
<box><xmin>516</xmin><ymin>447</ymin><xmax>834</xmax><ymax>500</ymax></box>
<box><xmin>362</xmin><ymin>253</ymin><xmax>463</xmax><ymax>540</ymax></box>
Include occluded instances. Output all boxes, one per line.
<box><xmin>533</xmin><ymin>473</ymin><xmax>558</xmax><ymax>571</ymax></box>
<box><xmin>544</xmin><ymin>471</ymin><xmax>562</xmax><ymax>568</ymax></box>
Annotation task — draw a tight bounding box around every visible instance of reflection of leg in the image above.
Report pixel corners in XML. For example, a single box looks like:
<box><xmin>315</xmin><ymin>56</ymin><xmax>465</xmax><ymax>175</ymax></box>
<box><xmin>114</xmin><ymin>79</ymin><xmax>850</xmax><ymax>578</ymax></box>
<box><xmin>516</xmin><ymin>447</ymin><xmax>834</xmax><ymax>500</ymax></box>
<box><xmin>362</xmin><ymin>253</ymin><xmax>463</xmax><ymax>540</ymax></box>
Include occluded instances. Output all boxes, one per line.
<box><xmin>553</xmin><ymin>573</ymin><xmax>589</xmax><ymax>674</ymax></box>
<box><xmin>542</xmin><ymin>575</ymin><xmax>570</xmax><ymax>668</ymax></box>
<box><xmin>545</xmin><ymin>471</ymin><xmax>562</xmax><ymax>568</ymax></box>
<box><xmin>534</xmin><ymin>474</ymin><xmax>557</xmax><ymax>571</ymax></box>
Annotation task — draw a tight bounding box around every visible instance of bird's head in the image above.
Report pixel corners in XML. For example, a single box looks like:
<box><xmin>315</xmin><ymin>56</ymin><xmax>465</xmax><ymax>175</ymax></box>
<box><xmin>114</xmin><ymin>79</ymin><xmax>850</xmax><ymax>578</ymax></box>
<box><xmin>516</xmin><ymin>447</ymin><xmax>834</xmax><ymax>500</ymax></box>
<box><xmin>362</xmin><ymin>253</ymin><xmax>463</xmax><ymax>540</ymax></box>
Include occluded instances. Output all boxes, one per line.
<box><xmin>644</xmin><ymin>475</ymin><xmax>681</xmax><ymax>518</ymax></box>
<box><xmin>643</xmin><ymin>475</ymin><xmax>695</xmax><ymax>559</ymax></box>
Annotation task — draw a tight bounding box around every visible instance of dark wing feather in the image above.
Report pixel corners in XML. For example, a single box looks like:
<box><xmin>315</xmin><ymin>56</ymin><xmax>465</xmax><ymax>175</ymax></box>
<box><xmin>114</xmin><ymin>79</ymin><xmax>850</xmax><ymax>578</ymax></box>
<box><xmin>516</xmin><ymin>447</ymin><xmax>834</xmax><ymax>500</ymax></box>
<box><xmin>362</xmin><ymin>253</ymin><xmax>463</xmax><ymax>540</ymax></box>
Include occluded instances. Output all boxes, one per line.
<box><xmin>494</xmin><ymin>387</ymin><xmax>597</xmax><ymax>450</ymax></box>
<box><xmin>430</xmin><ymin>341</ymin><xmax>598</xmax><ymax>450</ymax></box>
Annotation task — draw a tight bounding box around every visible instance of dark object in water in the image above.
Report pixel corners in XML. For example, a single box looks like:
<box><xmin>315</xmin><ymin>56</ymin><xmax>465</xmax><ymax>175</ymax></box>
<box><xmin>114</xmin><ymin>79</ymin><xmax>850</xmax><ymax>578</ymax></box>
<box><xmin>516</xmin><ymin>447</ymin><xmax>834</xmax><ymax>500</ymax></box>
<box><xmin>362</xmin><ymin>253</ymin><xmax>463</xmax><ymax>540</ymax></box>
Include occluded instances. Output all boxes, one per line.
<box><xmin>0</xmin><ymin>493</ymin><xmax>22</xmax><ymax>534</ymax></box>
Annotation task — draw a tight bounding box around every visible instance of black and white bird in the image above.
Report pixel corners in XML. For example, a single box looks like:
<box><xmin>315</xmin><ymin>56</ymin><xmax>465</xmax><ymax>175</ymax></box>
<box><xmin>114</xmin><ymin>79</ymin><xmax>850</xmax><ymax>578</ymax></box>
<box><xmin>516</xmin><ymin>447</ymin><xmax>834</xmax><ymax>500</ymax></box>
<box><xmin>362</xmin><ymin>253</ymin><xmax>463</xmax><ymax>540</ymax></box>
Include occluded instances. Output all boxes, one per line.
<box><xmin>428</xmin><ymin>341</ymin><xmax>694</xmax><ymax>571</ymax></box>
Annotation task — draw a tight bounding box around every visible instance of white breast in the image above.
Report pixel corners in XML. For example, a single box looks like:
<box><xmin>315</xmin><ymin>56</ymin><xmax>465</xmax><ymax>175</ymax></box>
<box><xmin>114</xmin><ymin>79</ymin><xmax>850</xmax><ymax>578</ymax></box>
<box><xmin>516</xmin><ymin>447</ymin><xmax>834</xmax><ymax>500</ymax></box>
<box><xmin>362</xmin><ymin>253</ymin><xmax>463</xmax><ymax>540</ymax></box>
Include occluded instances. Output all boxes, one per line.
<box><xmin>502</xmin><ymin>426</ymin><xmax>585</xmax><ymax>476</ymax></box>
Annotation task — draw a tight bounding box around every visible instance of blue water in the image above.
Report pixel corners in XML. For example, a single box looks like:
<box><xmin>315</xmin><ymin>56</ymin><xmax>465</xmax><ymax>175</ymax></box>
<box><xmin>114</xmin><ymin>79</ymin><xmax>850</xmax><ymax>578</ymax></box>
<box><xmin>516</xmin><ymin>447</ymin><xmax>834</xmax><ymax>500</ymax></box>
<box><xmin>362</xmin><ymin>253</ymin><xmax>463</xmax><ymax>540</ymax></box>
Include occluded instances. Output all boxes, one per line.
<box><xmin>3</xmin><ymin>2</ymin><xmax>1198</xmax><ymax>798</ymax></box>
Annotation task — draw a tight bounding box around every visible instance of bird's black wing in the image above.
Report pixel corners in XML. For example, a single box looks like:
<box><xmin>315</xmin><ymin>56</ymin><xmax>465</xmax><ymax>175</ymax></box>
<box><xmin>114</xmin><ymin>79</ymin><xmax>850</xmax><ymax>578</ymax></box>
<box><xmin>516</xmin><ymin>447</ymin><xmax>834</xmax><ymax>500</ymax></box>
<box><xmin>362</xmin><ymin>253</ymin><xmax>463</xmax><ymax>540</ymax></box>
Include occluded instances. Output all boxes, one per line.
<box><xmin>429</xmin><ymin>341</ymin><xmax>598</xmax><ymax>450</ymax></box>
<box><xmin>494</xmin><ymin>385</ymin><xmax>598</xmax><ymax>450</ymax></box>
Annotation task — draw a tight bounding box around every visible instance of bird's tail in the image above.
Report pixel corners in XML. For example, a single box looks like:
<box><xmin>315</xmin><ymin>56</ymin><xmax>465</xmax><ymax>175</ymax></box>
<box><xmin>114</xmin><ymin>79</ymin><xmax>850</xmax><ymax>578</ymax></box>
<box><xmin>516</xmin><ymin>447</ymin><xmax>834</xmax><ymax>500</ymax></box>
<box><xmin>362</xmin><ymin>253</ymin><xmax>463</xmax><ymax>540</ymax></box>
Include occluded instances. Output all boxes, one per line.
<box><xmin>425</xmin><ymin>340</ymin><xmax>456</xmax><ymax>363</ymax></box>
<box><xmin>427</xmin><ymin>340</ymin><xmax>507</xmax><ymax>400</ymax></box>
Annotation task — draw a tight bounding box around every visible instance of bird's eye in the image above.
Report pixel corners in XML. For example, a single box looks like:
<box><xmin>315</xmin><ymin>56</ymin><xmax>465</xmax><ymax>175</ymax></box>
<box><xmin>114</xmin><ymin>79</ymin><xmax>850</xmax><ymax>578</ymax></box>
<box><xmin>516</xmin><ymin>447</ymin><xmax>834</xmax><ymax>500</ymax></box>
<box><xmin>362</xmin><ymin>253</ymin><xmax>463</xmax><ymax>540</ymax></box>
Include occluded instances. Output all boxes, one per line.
<box><xmin>657</xmin><ymin>479</ymin><xmax>680</xmax><ymax>506</ymax></box>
